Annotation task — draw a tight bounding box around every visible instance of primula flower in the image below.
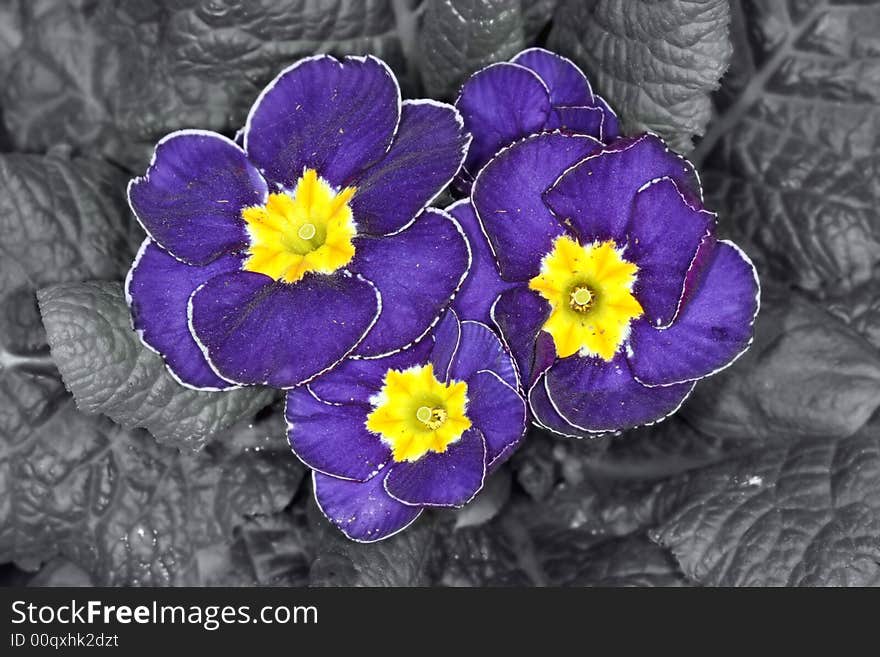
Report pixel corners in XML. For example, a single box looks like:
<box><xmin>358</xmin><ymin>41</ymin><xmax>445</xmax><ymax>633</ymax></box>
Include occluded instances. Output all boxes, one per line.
<box><xmin>468</xmin><ymin>130</ymin><xmax>760</xmax><ymax>437</ymax></box>
<box><xmin>125</xmin><ymin>55</ymin><xmax>470</xmax><ymax>390</ymax></box>
<box><xmin>453</xmin><ymin>48</ymin><xmax>619</xmax><ymax>192</ymax></box>
<box><xmin>286</xmin><ymin>310</ymin><xmax>526</xmax><ymax>542</ymax></box>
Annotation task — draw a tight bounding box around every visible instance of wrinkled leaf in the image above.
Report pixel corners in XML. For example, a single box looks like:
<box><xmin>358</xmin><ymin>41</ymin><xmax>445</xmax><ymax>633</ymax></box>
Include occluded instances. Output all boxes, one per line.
<box><xmin>1</xmin><ymin>1</ymin><xmax>405</xmax><ymax>168</ymax></box>
<box><xmin>0</xmin><ymin>405</ymin><xmax>303</xmax><ymax>585</ymax></box>
<box><xmin>550</xmin><ymin>0</ymin><xmax>732</xmax><ymax>151</ymax></box>
<box><xmin>654</xmin><ymin>420</ymin><xmax>880</xmax><ymax>586</ymax></box>
<box><xmin>309</xmin><ymin>511</ymin><xmax>437</xmax><ymax>586</ymax></box>
<box><xmin>682</xmin><ymin>290</ymin><xmax>880</xmax><ymax>443</ymax></box>
<box><xmin>38</xmin><ymin>281</ymin><xmax>274</xmax><ymax>451</ymax></box>
<box><xmin>695</xmin><ymin>1</ymin><xmax>880</xmax><ymax>295</ymax></box>
<box><xmin>549</xmin><ymin>535</ymin><xmax>689</xmax><ymax>587</ymax></box>
<box><xmin>419</xmin><ymin>0</ymin><xmax>525</xmax><ymax>98</ymax></box>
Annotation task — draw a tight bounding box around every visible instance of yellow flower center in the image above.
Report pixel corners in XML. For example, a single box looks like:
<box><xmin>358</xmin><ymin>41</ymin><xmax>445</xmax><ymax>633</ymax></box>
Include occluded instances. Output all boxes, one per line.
<box><xmin>529</xmin><ymin>235</ymin><xmax>643</xmax><ymax>361</ymax></box>
<box><xmin>366</xmin><ymin>364</ymin><xmax>472</xmax><ymax>463</ymax></box>
<box><xmin>241</xmin><ymin>169</ymin><xmax>357</xmax><ymax>283</ymax></box>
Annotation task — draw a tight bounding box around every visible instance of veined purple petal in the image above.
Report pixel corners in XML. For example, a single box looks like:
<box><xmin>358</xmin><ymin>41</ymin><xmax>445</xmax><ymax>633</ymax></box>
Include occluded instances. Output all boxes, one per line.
<box><xmin>628</xmin><ymin>178</ymin><xmax>714</xmax><ymax>327</ymax></box>
<box><xmin>546</xmin><ymin>105</ymin><xmax>605</xmax><ymax>138</ymax></box>
<box><xmin>628</xmin><ymin>241</ymin><xmax>760</xmax><ymax>387</ymax></box>
<box><xmin>465</xmin><ymin>370</ymin><xmax>526</xmax><ymax>467</ymax></box>
<box><xmin>384</xmin><ymin>428</ymin><xmax>486</xmax><ymax>508</ymax></box>
<box><xmin>596</xmin><ymin>97</ymin><xmax>621</xmax><ymax>141</ymax></box>
<box><xmin>447</xmin><ymin>200</ymin><xmax>515</xmax><ymax>325</ymax></box>
<box><xmin>544</xmin><ymin>133</ymin><xmax>700</xmax><ymax>244</ymax></box>
<box><xmin>244</xmin><ymin>55</ymin><xmax>400</xmax><ymax>189</ymax></box>
<box><xmin>126</xmin><ymin>239</ymin><xmax>241</xmax><ymax>390</ymax></box>
<box><xmin>491</xmin><ymin>285</ymin><xmax>551</xmax><ymax>389</ymax></box>
<box><xmin>286</xmin><ymin>389</ymin><xmax>390</xmax><ymax>481</ymax></box>
<box><xmin>307</xmin><ymin>341</ymin><xmax>432</xmax><ymax>406</ymax></box>
<box><xmin>430</xmin><ymin>309</ymin><xmax>462</xmax><ymax>382</ymax></box>
<box><xmin>455</xmin><ymin>62</ymin><xmax>551</xmax><ymax>181</ymax></box>
<box><xmin>544</xmin><ymin>353</ymin><xmax>695</xmax><ymax>433</ymax></box>
<box><xmin>188</xmin><ymin>270</ymin><xmax>380</xmax><ymax>388</ymax></box>
<box><xmin>448</xmin><ymin>321</ymin><xmax>519</xmax><ymax>391</ymax></box>
<box><xmin>351</xmin><ymin>100</ymin><xmax>469</xmax><ymax>235</ymax></box>
<box><xmin>472</xmin><ymin>132</ymin><xmax>602</xmax><ymax>281</ymax></box>
<box><xmin>527</xmin><ymin>374</ymin><xmax>591</xmax><ymax>439</ymax></box>
<box><xmin>512</xmin><ymin>48</ymin><xmax>593</xmax><ymax>106</ymax></box>
<box><xmin>350</xmin><ymin>208</ymin><xmax>469</xmax><ymax>358</ymax></box>
<box><xmin>313</xmin><ymin>470</ymin><xmax>421</xmax><ymax>543</ymax></box>
<box><xmin>128</xmin><ymin>130</ymin><xmax>266</xmax><ymax>265</ymax></box>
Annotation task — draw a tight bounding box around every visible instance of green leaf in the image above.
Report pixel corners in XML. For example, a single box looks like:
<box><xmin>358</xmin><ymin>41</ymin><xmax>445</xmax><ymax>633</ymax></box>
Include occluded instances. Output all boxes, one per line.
<box><xmin>38</xmin><ymin>281</ymin><xmax>275</xmax><ymax>451</ymax></box>
<box><xmin>1</xmin><ymin>1</ymin><xmax>404</xmax><ymax>168</ymax></box>
<box><xmin>0</xmin><ymin>404</ymin><xmax>304</xmax><ymax>585</ymax></box>
<box><xmin>419</xmin><ymin>0</ymin><xmax>526</xmax><ymax>99</ymax></box>
<box><xmin>681</xmin><ymin>289</ymin><xmax>880</xmax><ymax>443</ymax></box>
<box><xmin>549</xmin><ymin>0</ymin><xmax>732</xmax><ymax>152</ymax></box>
<box><xmin>694</xmin><ymin>1</ymin><xmax>880</xmax><ymax>295</ymax></box>
<box><xmin>653</xmin><ymin>419</ymin><xmax>880</xmax><ymax>586</ymax></box>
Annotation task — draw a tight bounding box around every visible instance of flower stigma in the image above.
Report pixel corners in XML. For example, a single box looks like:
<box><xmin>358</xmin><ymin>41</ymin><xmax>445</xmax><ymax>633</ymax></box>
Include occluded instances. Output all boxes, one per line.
<box><xmin>241</xmin><ymin>169</ymin><xmax>356</xmax><ymax>283</ymax></box>
<box><xmin>366</xmin><ymin>364</ymin><xmax>471</xmax><ymax>462</ymax></box>
<box><xmin>529</xmin><ymin>235</ymin><xmax>643</xmax><ymax>361</ymax></box>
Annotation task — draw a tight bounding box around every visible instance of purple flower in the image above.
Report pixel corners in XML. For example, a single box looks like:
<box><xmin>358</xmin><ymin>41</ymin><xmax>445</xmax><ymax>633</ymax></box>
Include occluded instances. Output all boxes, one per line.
<box><xmin>467</xmin><ymin>131</ymin><xmax>760</xmax><ymax>437</ymax></box>
<box><xmin>287</xmin><ymin>310</ymin><xmax>526</xmax><ymax>542</ymax></box>
<box><xmin>454</xmin><ymin>47</ymin><xmax>620</xmax><ymax>193</ymax></box>
<box><xmin>125</xmin><ymin>55</ymin><xmax>471</xmax><ymax>390</ymax></box>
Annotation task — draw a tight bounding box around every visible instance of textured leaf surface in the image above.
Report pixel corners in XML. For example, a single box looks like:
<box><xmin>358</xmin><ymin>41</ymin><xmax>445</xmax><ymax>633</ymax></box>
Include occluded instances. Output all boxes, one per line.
<box><xmin>549</xmin><ymin>0</ymin><xmax>732</xmax><ymax>151</ymax></box>
<box><xmin>1</xmin><ymin>1</ymin><xmax>404</xmax><ymax>167</ymax></box>
<box><xmin>38</xmin><ymin>281</ymin><xmax>274</xmax><ymax>451</ymax></box>
<box><xmin>0</xmin><ymin>152</ymin><xmax>139</xmax><ymax>514</ymax></box>
<box><xmin>0</xmin><ymin>406</ymin><xmax>304</xmax><ymax>585</ymax></box>
<box><xmin>419</xmin><ymin>0</ymin><xmax>525</xmax><ymax>98</ymax></box>
<box><xmin>682</xmin><ymin>290</ymin><xmax>880</xmax><ymax>443</ymax></box>
<box><xmin>654</xmin><ymin>420</ymin><xmax>880</xmax><ymax>586</ymax></box>
<box><xmin>695</xmin><ymin>0</ymin><xmax>880</xmax><ymax>295</ymax></box>
<box><xmin>309</xmin><ymin>513</ymin><xmax>437</xmax><ymax>586</ymax></box>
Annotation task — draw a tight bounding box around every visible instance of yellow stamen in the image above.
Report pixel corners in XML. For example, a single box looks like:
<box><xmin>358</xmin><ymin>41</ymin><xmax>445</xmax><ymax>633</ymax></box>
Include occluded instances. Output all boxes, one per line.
<box><xmin>529</xmin><ymin>236</ymin><xmax>643</xmax><ymax>361</ymax></box>
<box><xmin>366</xmin><ymin>364</ymin><xmax>471</xmax><ymax>462</ymax></box>
<box><xmin>241</xmin><ymin>169</ymin><xmax>357</xmax><ymax>283</ymax></box>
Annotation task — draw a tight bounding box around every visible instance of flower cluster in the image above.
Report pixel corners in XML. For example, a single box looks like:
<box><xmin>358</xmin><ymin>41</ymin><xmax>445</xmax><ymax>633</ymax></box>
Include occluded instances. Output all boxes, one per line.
<box><xmin>127</xmin><ymin>49</ymin><xmax>758</xmax><ymax>542</ymax></box>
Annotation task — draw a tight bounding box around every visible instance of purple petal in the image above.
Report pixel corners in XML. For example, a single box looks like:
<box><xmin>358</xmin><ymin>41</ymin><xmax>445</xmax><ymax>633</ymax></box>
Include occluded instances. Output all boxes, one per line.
<box><xmin>448</xmin><ymin>320</ymin><xmax>519</xmax><ymax>390</ymax></box>
<box><xmin>628</xmin><ymin>241</ymin><xmax>760</xmax><ymax>386</ymax></box>
<box><xmin>244</xmin><ymin>55</ymin><xmax>399</xmax><ymax>189</ymax></box>
<box><xmin>128</xmin><ymin>130</ymin><xmax>266</xmax><ymax>265</ymax></box>
<box><xmin>455</xmin><ymin>62</ymin><xmax>551</xmax><ymax>180</ymax></box>
<box><xmin>465</xmin><ymin>370</ymin><xmax>526</xmax><ymax>467</ymax></box>
<box><xmin>351</xmin><ymin>100</ymin><xmax>469</xmax><ymax>235</ymax></box>
<box><xmin>447</xmin><ymin>200</ymin><xmax>515</xmax><ymax>325</ymax></box>
<box><xmin>628</xmin><ymin>178</ymin><xmax>714</xmax><ymax>327</ymax></box>
<box><xmin>286</xmin><ymin>389</ymin><xmax>390</xmax><ymax>481</ymax></box>
<box><xmin>596</xmin><ymin>97</ymin><xmax>621</xmax><ymax>141</ymax></box>
<box><xmin>308</xmin><ymin>341</ymin><xmax>432</xmax><ymax>406</ymax></box>
<box><xmin>544</xmin><ymin>353</ymin><xmax>695</xmax><ymax>433</ymax></box>
<box><xmin>546</xmin><ymin>105</ymin><xmax>605</xmax><ymax>138</ymax></box>
<box><xmin>189</xmin><ymin>270</ymin><xmax>380</xmax><ymax>388</ymax></box>
<box><xmin>544</xmin><ymin>133</ymin><xmax>700</xmax><ymax>244</ymax></box>
<box><xmin>430</xmin><ymin>309</ymin><xmax>462</xmax><ymax>381</ymax></box>
<box><xmin>384</xmin><ymin>428</ymin><xmax>486</xmax><ymax>508</ymax></box>
<box><xmin>527</xmin><ymin>375</ymin><xmax>588</xmax><ymax>438</ymax></box>
<box><xmin>313</xmin><ymin>470</ymin><xmax>421</xmax><ymax>543</ymax></box>
<box><xmin>512</xmin><ymin>48</ymin><xmax>593</xmax><ymax>105</ymax></box>
<box><xmin>490</xmin><ymin>285</ymin><xmax>551</xmax><ymax>388</ymax></box>
<box><xmin>125</xmin><ymin>239</ymin><xmax>241</xmax><ymax>390</ymax></box>
<box><xmin>472</xmin><ymin>132</ymin><xmax>602</xmax><ymax>281</ymax></box>
<box><xmin>350</xmin><ymin>208</ymin><xmax>469</xmax><ymax>358</ymax></box>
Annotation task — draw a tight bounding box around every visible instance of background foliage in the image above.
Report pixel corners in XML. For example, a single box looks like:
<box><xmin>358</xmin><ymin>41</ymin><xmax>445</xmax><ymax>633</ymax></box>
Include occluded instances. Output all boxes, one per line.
<box><xmin>1</xmin><ymin>0</ymin><xmax>878</xmax><ymax>586</ymax></box>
